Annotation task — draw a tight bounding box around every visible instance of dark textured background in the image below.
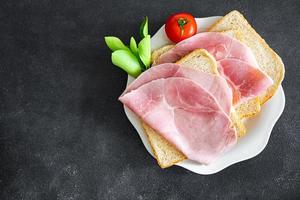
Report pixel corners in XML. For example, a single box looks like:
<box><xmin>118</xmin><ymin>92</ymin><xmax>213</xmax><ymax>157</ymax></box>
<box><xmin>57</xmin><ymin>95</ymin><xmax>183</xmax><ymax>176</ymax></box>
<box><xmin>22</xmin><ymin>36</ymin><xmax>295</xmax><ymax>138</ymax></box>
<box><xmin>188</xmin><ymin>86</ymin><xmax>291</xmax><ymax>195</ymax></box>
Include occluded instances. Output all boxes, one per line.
<box><xmin>1</xmin><ymin>0</ymin><xmax>299</xmax><ymax>199</ymax></box>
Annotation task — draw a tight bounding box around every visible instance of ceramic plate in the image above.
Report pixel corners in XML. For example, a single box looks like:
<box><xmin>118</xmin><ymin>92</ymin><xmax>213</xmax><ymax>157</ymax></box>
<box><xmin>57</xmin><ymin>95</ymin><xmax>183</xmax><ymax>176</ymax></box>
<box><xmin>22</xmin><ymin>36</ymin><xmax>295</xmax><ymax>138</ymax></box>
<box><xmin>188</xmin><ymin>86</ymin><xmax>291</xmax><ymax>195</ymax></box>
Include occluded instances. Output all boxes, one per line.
<box><xmin>124</xmin><ymin>16</ymin><xmax>285</xmax><ymax>174</ymax></box>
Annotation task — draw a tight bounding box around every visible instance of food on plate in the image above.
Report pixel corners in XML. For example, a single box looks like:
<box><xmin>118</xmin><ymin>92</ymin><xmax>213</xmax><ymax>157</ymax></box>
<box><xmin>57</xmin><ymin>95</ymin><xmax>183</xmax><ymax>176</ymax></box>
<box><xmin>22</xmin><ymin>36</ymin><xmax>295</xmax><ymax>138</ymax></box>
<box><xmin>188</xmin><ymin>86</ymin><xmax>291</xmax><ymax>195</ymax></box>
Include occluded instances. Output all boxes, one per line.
<box><xmin>218</xmin><ymin>59</ymin><xmax>273</xmax><ymax>104</ymax></box>
<box><xmin>141</xmin><ymin>49</ymin><xmax>246</xmax><ymax>168</ymax></box>
<box><xmin>165</xmin><ymin>12</ymin><xmax>197</xmax><ymax>43</ymax></box>
<box><xmin>157</xmin><ymin>32</ymin><xmax>259</xmax><ymax>66</ymax></box>
<box><xmin>121</xmin><ymin>62</ymin><xmax>233</xmax><ymax>115</ymax></box>
<box><xmin>140</xmin><ymin>16</ymin><xmax>149</xmax><ymax>38</ymax></box>
<box><xmin>104</xmin><ymin>16</ymin><xmax>151</xmax><ymax>77</ymax></box>
<box><xmin>105</xmin><ymin>36</ymin><xmax>130</xmax><ymax>52</ymax></box>
<box><xmin>208</xmin><ymin>11</ymin><xmax>285</xmax><ymax>105</ymax></box>
<box><xmin>130</xmin><ymin>37</ymin><xmax>139</xmax><ymax>56</ymax></box>
<box><xmin>156</xmin><ymin>31</ymin><xmax>274</xmax><ymax>105</ymax></box>
<box><xmin>105</xmin><ymin>10</ymin><xmax>285</xmax><ymax>168</ymax></box>
<box><xmin>236</xmin><ymin>97</ymin><xmax>261</xmax><ymax>118</ymax></box>
<box><xmin>111</xmin><ymin>50</ymin><xmax>141</xmax><ymax>78</ymax></box>
<box><xmin>138</xmin><ymin>35</ymin><xmax>151</xmax><ymax>68</ymax></box>
<box><xmin>158</xmin><ymin>32</ymin><xmax>272</xmax><ymax>103</ymax></box>
<box><xmin>145</xmin><ymin>49</ymin><xmax>223</xmax><ymax>167</ymax></box>
<box><xmin>152</xmin><ymin>29</ymin><xmax>263</xmax><ymax>119</ymax></box>
<box><xmin>119</xmin><ymin>63</ymin><xmax>237</xmax><ymax>164</ymax></box>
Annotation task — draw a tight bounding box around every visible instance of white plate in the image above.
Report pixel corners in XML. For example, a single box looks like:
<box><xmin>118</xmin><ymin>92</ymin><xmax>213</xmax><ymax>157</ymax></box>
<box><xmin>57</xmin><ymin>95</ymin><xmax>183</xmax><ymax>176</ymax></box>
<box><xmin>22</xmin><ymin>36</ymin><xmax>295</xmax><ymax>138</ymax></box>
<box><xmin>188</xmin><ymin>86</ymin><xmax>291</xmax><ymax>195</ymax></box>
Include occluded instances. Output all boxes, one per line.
<box><xmin>123</xmin><ymin>16</ymin><xmax>285</xmax><ymax>174</ymax></box>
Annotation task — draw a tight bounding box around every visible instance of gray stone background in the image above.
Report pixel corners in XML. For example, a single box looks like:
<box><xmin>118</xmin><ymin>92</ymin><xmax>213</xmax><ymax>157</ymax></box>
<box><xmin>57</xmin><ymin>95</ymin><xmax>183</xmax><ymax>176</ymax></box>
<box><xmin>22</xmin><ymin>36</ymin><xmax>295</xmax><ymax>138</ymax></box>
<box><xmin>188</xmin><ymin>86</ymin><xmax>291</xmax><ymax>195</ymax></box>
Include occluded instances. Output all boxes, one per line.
<box><xmin>1</xmin><ymin>0</ymin><xmax>299</xmax><ymax>199</ymax></box>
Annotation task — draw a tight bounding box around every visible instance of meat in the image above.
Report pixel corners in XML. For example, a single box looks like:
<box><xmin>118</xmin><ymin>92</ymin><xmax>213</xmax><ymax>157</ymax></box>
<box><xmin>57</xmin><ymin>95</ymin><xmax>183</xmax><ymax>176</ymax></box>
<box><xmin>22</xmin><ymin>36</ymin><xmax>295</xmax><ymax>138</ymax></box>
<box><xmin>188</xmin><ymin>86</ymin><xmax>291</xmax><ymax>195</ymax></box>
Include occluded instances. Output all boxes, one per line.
<box><xmin>120</xmin><ymin>76</ymin><xmax>237</xmax><ymax>164</ymax></box>
<box><xmin>157</xmin><ymin>32</ymin><xmax>259</xmax><ymax>67</ymax></box>
<box><xmin>119</xmin><ymin>32</ymin><xmax>273</xmax><ymax>165</ymax></box>
<box><xmin>218</xmin><ymin>59</ymin><xmax>273</xmax><ymax>104</ymax></box>
<box><xmin>156</xmin><ymin>32</ymin><xmax>273</xmax><ymax>104</ymax></box>
<box><xmin>123</xmin><ymin>63</ymin><xmax>232</xmax><ymax>115</ymax></box>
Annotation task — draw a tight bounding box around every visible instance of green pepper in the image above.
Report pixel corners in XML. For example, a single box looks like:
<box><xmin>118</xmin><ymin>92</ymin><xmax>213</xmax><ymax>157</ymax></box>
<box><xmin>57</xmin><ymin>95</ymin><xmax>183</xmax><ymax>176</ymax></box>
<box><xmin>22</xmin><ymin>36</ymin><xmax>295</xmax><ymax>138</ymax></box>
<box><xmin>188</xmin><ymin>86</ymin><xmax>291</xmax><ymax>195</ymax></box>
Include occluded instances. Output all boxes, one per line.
<box><xmin>104</xmin><ymin>16</ymin><xmax>151</xmax><ymax>77</ymax></box>
<box><xmin>138</xmin><ymin>35</ymin><xmax>151</xmax><ymax>68</ymax></box>
<box><xmin>130</xmin><ymin>37</ymin><xmax>138</xmax><ymax>56</ymax></box>
<box><xmin>140</xmin><ymin>16</ymin><xmax>148</xmax><ymax>38</ymax></box>
<box><xmin>105</xmin><ymin>36</ymin><xmax>130</xmax><ymax>52</ymax></box>
<box><xmin>111</xmin><ymin>50</ymin><xmax>142</xmax><ymax>78</ymax></box>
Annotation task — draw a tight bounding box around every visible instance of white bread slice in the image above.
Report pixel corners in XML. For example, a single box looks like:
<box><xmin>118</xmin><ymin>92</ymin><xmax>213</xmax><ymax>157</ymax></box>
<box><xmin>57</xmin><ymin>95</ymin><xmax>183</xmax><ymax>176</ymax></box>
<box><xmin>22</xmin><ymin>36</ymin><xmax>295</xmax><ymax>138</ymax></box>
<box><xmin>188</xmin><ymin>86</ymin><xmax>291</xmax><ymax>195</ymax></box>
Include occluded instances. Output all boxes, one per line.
<box><xmin>176</xmin><ymin>48</ymin><xmax>218</xmax><ymax>73</ymax></box>
<box><xmin>143</xmin><ymin>49</ymin><xmax>245</xmax><ymax>168</ymax></box>
<box><xmin>236</xmin><ymin>97</ymin><xmax>261</xmax><ymax>118</ymax></box>
<box><xmin>151</xmin><ymin>45</ymin><xmax>174</xmax><ymax>65</ymax></box>
<box><xmin>208</xmin><ymin>10</ymin><xmax>285</xmax><ymax>104</ymax></box>
<box><xmin>142</xmin><ymin>121</ymin><xmax>187</xmax><ymax>166</ymax></box>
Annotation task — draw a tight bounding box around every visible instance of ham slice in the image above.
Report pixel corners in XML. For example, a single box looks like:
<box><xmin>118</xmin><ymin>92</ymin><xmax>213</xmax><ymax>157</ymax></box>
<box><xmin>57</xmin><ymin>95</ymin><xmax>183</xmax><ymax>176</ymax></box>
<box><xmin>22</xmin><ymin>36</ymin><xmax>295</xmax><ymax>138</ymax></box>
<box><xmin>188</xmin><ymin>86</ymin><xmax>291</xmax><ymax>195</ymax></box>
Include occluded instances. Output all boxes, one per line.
<box><xmin>120</xmin><ymin>77</ymin><xmax>237</xmax><ymax>164</ymax></box>
<box><xmin>157</xmin><ymin>32</ymin><xmax>259</xmax><ymax>67</ymax></box>
<box><xmin>218</xmin><ymin>59</ymin><xmax>273</xmax><ymax>104</ymax></box>
<box><xmin>156</xmin><ymin>32</ymin><xmax>273</xmax><ymax>103</ymax></box>
<box><xmin>123</xmin><ymin>63</ymin><xmax>232</xmax><ymax>115</ymax></box>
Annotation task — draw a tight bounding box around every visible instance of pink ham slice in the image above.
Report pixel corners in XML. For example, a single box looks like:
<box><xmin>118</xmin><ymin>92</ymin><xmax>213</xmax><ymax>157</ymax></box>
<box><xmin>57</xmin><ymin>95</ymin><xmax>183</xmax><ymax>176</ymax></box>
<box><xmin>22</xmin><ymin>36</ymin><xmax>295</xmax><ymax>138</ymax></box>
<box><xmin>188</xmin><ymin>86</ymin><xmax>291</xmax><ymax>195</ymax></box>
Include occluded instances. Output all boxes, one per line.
<box><xmin>123</xmin><ymin>63</ymin><xmax>232</xmax><ymax>115</ymax></box>
<box><xmin>218</xmin><ymin>59</ymin><xmax>273</xmax><ymax>104</ymax></box>
<box><xmin>157</xmin><ymin>32</ymin><xmax>259</xmax><ymax>67</ymax></box>
<box><xmin>120</xmin><ymin>77</ymin><xmax>237</xmax><ymax>164</ymax></box>
<box><xmin>156</xmin><ymin>32</ymin><xmax>273</xmax><ymax>103</ymax></box>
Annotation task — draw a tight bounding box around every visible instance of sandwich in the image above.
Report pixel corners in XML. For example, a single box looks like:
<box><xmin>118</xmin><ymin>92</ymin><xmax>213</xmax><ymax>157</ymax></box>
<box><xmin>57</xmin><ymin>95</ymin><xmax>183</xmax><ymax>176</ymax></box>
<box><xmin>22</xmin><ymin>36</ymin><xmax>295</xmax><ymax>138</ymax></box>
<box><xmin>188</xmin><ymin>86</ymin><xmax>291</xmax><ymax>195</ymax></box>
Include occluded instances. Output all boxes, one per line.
<box><xmin>117</xmin><ymin>10</ymin><xmax>284</xmax><ymax>168</ymax></box>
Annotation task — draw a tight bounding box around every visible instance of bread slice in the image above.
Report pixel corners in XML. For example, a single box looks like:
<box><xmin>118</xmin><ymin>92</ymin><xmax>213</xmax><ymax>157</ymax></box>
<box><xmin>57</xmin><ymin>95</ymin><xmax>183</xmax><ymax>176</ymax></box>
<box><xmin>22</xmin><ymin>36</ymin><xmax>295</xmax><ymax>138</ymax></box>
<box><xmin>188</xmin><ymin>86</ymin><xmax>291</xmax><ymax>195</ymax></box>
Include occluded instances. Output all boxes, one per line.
<box><xmin>236</xmin><ymin>97</ymin><xmax>261</xmax><ymax>118</ymax></box>
<box><xmin>175</xmin><ymin>49</ymin><xmax>218</xmax><ymax>74</ymax></box>
<box><xmin>142</xmin><ymin>49</ymin><xmax>245</xmax><ymax>168</ymax></box>
<box><xmin>208</xmin><ymin>10</ymin><xmax>285</xmax><ymax>104</ymax></box>
<box><xmin>151</xmin><ymin>45</ymin><xmax>174</xmax><ymax>65</ymax></box>
<box><xmin>142</xmin><ymin>121</ymin><xmax>187</xmax><ymax>166</ymax></box>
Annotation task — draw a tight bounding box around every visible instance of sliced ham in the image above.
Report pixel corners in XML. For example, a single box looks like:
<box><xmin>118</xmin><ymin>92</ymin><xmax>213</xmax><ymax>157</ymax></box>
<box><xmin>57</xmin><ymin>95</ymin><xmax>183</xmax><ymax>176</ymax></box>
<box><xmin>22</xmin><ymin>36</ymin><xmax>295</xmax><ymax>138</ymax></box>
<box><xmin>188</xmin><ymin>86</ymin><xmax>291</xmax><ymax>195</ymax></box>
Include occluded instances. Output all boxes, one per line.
<box><xmin>120</xmin><ymin>77</ymin><xmax>237</xmax><ymax>164</ymax></box>
<box><xmin>123</xmin><ymin>63</ymin><xmax>232</xmax><ymax>115</ymax></box>
<box><xmin>156</xmin><ymin>32</ymin><xmax>273</xmax><ymax>103</ymax></box>
<box><xmin>218</xmin><ymin>59</ymin><xmax>273</xmax><ymax>104</ymax></box>
<box><xmin>157</xmin><ymin>32</ymin><xmax>259</xmax><ymax>67</ymax></box>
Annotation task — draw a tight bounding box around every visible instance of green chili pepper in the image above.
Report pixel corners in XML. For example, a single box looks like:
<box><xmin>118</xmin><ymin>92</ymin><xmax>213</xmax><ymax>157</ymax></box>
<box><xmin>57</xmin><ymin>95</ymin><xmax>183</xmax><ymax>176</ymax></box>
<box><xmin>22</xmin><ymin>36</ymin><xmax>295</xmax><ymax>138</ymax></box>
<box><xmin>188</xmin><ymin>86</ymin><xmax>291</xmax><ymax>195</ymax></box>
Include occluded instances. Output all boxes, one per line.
<box><xmin>105</xmin><ymin>16</ymin><xmax>151</xmax><ymax>77</ymax></box>
<box><xmin>111</xmin><ymin>50</ymin><xmax>142</xmax><ymax>78</ymax></box>
<box><xmin>130</xmin><ymin>37</ymin><xmax>138</xmax><ymax>56</ymax></box>
<box><xmin>140</xmin><ymin>16</ymin><xmax>148</xmax><ymax>39</ymax></box>
<box><xmin>138</xmin><ymin>35</ymin><xmax>151</xmax><ymax>68</ymax></box>
<box><xmin>105</xmin><ymin>36</ymin><xmax>130</xmax><ymax>52</ymax></box>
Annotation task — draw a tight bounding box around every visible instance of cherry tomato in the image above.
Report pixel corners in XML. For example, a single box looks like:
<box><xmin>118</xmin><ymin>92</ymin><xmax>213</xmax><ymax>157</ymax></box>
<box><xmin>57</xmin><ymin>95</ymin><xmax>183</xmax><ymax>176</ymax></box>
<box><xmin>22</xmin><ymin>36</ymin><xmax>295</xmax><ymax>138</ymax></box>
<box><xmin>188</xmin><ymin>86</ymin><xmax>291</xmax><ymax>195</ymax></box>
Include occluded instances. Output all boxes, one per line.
<box><xmin>165</xmin><ymin>12</ymin><xmax>197</xmax><ymax>43</ymax></box>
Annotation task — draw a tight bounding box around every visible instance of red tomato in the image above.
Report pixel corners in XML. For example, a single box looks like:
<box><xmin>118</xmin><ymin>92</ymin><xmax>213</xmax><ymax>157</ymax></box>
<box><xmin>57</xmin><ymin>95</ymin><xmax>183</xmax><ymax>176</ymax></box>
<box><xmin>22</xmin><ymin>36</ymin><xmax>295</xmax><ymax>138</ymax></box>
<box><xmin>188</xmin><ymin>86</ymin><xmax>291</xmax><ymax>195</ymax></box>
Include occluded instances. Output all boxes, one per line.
<box><xmin>165</xmin><ymin>12</ymin><xmax>197</xmax><ymax>43</ymax></box>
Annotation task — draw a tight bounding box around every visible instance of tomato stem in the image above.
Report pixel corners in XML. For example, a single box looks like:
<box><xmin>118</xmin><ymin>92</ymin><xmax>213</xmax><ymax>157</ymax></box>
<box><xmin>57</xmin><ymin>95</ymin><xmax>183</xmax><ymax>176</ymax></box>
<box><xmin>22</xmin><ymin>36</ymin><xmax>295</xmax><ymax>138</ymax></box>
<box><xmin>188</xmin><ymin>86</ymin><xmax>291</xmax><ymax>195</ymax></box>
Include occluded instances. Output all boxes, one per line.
<box><xmin>177</xmin><ymin>18</ymin><xmax>189</xmax><ymax>36</ymax></box>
